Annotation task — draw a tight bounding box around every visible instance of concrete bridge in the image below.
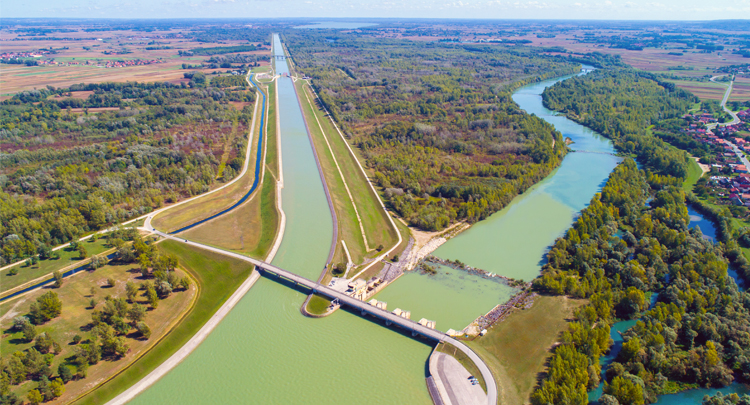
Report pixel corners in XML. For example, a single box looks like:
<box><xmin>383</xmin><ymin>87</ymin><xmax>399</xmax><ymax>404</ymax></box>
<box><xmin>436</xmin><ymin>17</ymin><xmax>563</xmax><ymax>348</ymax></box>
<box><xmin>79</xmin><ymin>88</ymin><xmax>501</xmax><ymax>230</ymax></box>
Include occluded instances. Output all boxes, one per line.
<box><xmin>141</xmin><ymin>217</ymin><xmax>497</xmax><ymax>405</ymax></box>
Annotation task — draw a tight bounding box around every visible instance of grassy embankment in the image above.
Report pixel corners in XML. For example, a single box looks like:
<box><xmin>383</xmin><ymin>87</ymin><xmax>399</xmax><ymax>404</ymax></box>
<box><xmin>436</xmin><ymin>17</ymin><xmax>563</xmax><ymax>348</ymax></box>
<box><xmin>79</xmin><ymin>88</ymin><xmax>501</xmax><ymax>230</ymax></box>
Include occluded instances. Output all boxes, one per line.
<box><xmin>295</xmin><ymin>80</ymin><xmax>399</xmax><ymax>269</ymax></box>
<box><xmin>180</xmin><ymin>81</ymin><xmax>280</xmax><ymax>259</ymax></box>
<box><xmin>683</xmin><ymin>158</ymin><xmax>750</xmax><ymax>263</ymax></box>
<box><xmin>682</xmin><ymin>157</ymin><xmax>705</xmax><ymax>194</ymax></box>
<box><xmin>465</xmin><ymin>295</ymin><xmax>587</xmax><ymax>405</ymax></box>
<box><xmin>72</xmin><ymin>240</ymin><xmax>254</xmax><ymax>405</ymax></box>
<box><xmin>295</xmin><ymin>79</ymin><xmax>406</xmax><ymax>315</ymax></box>
<box><xmin>0</xmin><ymin>260</ymin><xmax>195</xmax><ymax>403</ymax></box>
<box><xmin>1</xmin><ymin>238</ymin><xmax>112</xmax><ymax>297</ymax></box>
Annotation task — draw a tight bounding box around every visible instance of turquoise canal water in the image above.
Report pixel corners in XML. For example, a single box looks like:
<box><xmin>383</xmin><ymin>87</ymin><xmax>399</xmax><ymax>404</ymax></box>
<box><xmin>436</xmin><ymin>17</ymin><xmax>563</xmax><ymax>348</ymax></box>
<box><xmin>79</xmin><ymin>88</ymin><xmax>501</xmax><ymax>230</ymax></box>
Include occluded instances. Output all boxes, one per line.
<box><xmin>688</xmin><ymin>205</ymin><xmax>717</xmax><ymax>242</ymax></box>
<box><xmin>131</xmin><ymin>34</ymin><xmax>433</xmax><ymax>405</ymax></box>
<box><xmin>587</xmin><ymin>201</ymin><xmax>748</xmax><ymax>403</ymax></box>
<box><xmin>654</xmin><ymin>383</ymin><xmax>750</xmax><ymax>404</ymax></box>
<box><xmin>686</xmin><ymin>206</ymin><xmax>745</xmax><ymax>290</ymax></box>
<box><xmin>129</xmin><ymin>49</ymin><xmax>748</xmax><ymax>404</ymax></box>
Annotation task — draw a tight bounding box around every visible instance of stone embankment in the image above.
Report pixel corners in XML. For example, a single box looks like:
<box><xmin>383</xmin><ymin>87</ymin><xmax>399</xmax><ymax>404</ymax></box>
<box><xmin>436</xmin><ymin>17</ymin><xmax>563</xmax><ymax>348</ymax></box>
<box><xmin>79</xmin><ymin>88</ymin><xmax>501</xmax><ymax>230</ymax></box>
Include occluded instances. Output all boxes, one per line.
<box><xmin>424</xmin><ymin>256</ymin><xmax>527</xmax><ymax>288</ymax></box>
<box><xmin>462</xmin><ymin>290</ymin><xmax>538</xmax><ymax>336</ymax></box>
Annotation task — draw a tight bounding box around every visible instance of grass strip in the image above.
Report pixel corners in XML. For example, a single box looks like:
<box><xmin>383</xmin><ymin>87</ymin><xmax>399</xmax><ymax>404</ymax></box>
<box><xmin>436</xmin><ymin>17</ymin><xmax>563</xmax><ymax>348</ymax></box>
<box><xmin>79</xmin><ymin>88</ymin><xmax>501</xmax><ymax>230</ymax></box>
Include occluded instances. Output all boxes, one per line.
<box><xmin>72</xmin><ymin>240</ymin><xmax>254</xmax><ymax>405</ymax></box>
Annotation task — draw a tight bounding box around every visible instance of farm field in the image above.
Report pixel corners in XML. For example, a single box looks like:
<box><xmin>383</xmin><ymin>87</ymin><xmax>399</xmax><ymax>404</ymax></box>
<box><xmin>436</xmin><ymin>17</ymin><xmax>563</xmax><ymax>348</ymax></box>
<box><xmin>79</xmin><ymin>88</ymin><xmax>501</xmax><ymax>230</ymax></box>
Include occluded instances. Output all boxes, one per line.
<box><xmin>730</xmin><ymin>76</ymin><xmax>750</xmax><ymax>103</ymax></box>
<box><xmin>507</xmin><ymin>32</ymin><xmax>749</xmax><ymax>74</ymax></box>
<box><xmin>664</xmin><ymin>78</ymin><xmax>728</xmax><ymax>101</ymax></box>
<box><xmin>0</xmin><ymin>260</ymin><xmax>195</xmax><ymax>404</ymax></box>
<box><xmin>0</xmin><ymin>27</ymin><xmax>270</xmax><ymax>95</ymax></box>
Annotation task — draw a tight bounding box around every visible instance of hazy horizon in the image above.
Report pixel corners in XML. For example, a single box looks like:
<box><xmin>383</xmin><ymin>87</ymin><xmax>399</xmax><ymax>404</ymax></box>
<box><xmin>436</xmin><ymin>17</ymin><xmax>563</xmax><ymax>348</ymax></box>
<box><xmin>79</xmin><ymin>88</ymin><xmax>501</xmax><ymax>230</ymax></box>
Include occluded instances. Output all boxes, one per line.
<box><xmin>3</xmin><ymin>0</ymin><xmax>749</xmax><ymax>22</ymax></box>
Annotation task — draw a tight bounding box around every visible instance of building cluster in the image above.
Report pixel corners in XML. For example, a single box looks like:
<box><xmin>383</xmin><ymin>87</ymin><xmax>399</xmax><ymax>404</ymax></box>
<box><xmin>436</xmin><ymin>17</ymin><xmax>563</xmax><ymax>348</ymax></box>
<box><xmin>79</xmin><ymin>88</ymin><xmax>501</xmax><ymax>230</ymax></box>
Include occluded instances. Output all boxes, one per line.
<box><xmin>0</xmin><ymin>50</ymin><xmax>163</xmax><ymax>68</ymax></box>
<box><xmin>0</xmin><ymin>50</ymin><xmax>51</xmax><ymax>59</ymax></box>
<box><xmin>95</xmin><ymin>59</ymin><xmax>163</xmax><ymax>68</ymax></box>
<box><xmin>345</xmin><ymin>277</ymin><xmax>386</xmax><ymax>301</ymax></box>
<box><xmin>709</xmin><ymin>174</ymin><xmax>750</xmax><ymax>206</ymax></box>
<box><xmin>686</xmin><ymin>112</ymin><xmax>718</xmax><ymax>125</ymax></box>
<box><xmin>684</xmin><ymin>110</ymin><xmax>750</xmax><ymax>206</ymax></box>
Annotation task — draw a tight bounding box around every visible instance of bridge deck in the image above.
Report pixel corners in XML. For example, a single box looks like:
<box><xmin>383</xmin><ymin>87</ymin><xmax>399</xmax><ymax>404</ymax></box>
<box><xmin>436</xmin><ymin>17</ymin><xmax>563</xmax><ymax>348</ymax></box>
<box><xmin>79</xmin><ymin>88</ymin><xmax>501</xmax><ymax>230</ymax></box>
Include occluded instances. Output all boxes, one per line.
<box><xmin>142</xmin><ymin>226</ymin><xmax>497</xmax><ymax>405</ymax></box>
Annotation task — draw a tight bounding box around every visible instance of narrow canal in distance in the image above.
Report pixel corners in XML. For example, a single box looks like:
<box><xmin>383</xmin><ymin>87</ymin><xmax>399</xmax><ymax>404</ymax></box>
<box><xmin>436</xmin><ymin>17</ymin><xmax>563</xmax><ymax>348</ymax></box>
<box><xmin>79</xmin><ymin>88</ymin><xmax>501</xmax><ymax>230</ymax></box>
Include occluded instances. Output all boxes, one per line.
<box><xmin>130</xmin><ymin>49</ymin><xmax>748</xmax><ymax>404</ymax></box>
<box><xmin>130</xmin><ymin>35</ymin><xmax>434</xmax><ymax>405</ymax></box>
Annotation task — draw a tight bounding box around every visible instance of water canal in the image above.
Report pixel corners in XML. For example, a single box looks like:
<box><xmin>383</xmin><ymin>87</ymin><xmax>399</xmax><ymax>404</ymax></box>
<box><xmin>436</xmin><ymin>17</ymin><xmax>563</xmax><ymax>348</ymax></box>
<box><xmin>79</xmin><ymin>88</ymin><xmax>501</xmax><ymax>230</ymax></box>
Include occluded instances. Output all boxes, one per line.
<box><xmin>130</xmin><ymin>35</ymin><xmax>433</xmax><ymax>405</ymax></box>
<box><xmin>131</xmin><ymin>50</ymin><xmax>748</xmax><ymax>404</ymax></box>
<box><xmin>433</xmin><ymin>73</ymin><xmax>620</xmax><ymax>281</ymax></box>
<box><xmin>376</xmin><ymin>71</ymin><xmax>749</xmax><ymax>403</ymax></box>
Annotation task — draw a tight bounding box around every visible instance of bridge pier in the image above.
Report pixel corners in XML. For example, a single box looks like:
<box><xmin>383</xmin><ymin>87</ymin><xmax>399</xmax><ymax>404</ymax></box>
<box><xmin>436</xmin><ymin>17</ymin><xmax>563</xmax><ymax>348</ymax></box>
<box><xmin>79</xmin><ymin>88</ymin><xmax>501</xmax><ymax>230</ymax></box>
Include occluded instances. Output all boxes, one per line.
<box><xmin>412</xmin><ymin>330</ymin><xmax>418</xmax><ymax>337</ymax></box>
<box><xmin>385</xmin><ymin>320</ymin><xmax>392</xmax><ymax>326</ymax></box>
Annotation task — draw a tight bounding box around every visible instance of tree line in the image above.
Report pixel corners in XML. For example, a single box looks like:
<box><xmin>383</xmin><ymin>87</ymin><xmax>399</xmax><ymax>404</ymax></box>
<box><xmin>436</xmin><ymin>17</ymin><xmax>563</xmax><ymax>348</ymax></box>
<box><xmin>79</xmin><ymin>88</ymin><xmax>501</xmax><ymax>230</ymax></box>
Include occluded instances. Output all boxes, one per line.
<box><xmin>532</xmin><ymin>159</ymin><xmax>750</xmax><ymax>405</ymax></box>
<box><xmin>543</xmin><ymin>68</ymin><xmax>699</xmax><ymax>179</ymax></box>
<box><xmin>0</xmin><ymin>233</ymin><xmax>190</xmax><ymax>405</ymax></box>
<box><xmin>0</xmin><ymin>81</ymin><xmax>257</xmax><ymax>265</ymax></box>
<box><xmin>285</xmin><ymin>30</ymin><xmax>579</xmax><ymax>231</ymax></box>
<box><xmin>533</xmin><ymin>68</ymin><xmax>750</xmax><ymax>405</ymax></box>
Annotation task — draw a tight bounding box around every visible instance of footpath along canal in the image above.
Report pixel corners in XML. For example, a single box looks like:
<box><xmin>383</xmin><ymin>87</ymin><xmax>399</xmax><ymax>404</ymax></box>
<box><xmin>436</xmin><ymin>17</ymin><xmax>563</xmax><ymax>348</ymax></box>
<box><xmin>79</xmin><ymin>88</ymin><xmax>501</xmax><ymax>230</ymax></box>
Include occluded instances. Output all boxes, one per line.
<box><xmin>127</xmin><ymin>54</ymin><xmax>749</xmax><ymax>404</ymax></box>
<box><xmin>375</xmin><ymin>71</ymin><xmax>750</xmax><ymax>403</ymax></box>
<box><xmin>128</xmin><ymin>34</ymin><xmax>435</xmax><ymax>405</ymax></box>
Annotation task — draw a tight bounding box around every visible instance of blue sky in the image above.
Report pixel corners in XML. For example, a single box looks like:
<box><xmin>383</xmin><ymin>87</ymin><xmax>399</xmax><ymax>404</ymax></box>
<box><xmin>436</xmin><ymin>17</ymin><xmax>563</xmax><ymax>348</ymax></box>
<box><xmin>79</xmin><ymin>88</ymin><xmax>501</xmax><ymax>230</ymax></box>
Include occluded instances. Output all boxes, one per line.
<box><xmin>4</xmin><ymin>0</ymin><xmax>749</xmax><ymax>20</ymax></box>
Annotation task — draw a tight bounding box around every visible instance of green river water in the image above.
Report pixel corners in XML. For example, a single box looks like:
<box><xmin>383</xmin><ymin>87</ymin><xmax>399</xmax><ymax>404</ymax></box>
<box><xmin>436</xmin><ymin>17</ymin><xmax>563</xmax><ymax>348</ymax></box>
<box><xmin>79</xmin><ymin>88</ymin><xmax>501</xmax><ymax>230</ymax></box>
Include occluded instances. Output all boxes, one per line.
<box><xmin>375</xmin><ymin>75</ymin><xmax>621</xmax><ymax>334</ymax></box>
<box><xmin>130</xmin><ymin>51</ymin><xmax>701</xmax><ymax>404</ymax></box>
<box><xmin>130</xmin><ymin>34</ymin><xmax>434</xmax><ymax>405</ymax></box>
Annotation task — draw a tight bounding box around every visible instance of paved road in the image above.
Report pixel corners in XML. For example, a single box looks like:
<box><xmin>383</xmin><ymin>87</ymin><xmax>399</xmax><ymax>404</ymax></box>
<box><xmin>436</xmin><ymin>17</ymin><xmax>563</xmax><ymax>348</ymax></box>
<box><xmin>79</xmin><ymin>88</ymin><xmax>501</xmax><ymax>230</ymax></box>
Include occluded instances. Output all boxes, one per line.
<box><xmin>709</xmin><ymin>75</ymin><xmax>740</xmax><ymax>128</ymax></box>
<box><xmin>431</xmin><ymin>352</ymin><xmax>487</xmax><ymax>405</ymax></box>
<box><xmin>141</xmin><ymin>217</ymin><xmax>498</xmax><ymax>405</ymax></box>
<box><xmin>168</xmin><ymin>73</ymin><xmax>269</xmax><ymax>235</ymax></box>
<box><xmin>0</xmin><ymin>71</ymin><xmax>264</xmax><ymax>277</ymax></box>
<box><xmin>731</xmin><ymin>143</ymin><xmax>750</xmax><ymax>169</ymax></box>
<box><xmin>105</xmin><ymin>269</ymin><xmax>261</xmax><ymax>405</ymax></box>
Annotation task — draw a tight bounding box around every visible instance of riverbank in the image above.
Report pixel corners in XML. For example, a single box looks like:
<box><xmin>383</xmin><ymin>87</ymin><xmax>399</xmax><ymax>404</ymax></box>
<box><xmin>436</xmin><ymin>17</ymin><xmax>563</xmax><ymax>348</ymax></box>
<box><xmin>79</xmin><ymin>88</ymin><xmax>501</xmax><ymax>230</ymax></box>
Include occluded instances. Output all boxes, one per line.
<box><xmin>467</xmin><ymin>295</ymin><xmax>587</xmax><ymax>405</ymax></box>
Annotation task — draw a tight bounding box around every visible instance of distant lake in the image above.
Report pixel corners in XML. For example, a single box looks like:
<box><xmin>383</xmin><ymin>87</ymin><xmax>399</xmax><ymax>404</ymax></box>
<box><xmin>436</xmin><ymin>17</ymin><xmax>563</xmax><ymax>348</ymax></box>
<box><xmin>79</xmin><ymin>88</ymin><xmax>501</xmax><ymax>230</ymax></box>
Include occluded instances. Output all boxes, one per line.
<box><xmin>293</xmin><ymin>22</ymin><xmax>376</xmax><ymax>29</ymax></box>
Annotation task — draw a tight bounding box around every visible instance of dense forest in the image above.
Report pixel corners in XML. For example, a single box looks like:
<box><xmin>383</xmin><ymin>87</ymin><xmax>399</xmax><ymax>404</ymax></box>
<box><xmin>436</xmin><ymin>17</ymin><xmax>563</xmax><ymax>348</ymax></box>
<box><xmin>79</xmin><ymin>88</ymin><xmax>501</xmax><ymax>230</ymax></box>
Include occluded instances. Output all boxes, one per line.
<box><xmin>532</xmin><ymin>159</ymin><xmax>750</xmax><ymax>405</ymax></box>
<box><xmin>0</xmin><ymin>82</ymin><xmax>256</xmax><ymax>265</ymax></box>
<box><xmin>285</xmin><ymin>31</ymin><xmax>579</xmax><ymax>230</ymax></box>
<box><xmin>534</xmin><ymin>68</ymin><xmax>750</xmax><ymax>404</ymax></box>
<box><xmin>543</xmin><ymin>69</ymin><xmax>700</xmax><ymax>179</ymax></box>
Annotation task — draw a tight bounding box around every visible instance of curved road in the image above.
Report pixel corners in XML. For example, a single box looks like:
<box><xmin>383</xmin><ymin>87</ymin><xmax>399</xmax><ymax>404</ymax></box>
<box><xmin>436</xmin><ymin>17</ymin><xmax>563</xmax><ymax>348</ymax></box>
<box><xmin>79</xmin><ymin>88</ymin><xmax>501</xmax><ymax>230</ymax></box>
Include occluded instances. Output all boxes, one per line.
<box><xmin>0</xmin><ymin>72</ymin><xmax>267</xmax><ymax>303</ymax></box>
<box><xmin>709</xmin><ymin>75</ymin><xmax>740</xmax><ymax>127</ymax></box>
<box><xmin>139</xmin><ymin>219</ymin><xmax>498</xmax><ymax>405</ymax></box>
<box><xmin>169</xmin><ymin>73</ymin><xmax>269</xmax><ymax>235</ymax></box>
<box><xmin>81</xmin><ymin>37</ymin><xmax>496</xmax><ymax>405</ymax></box>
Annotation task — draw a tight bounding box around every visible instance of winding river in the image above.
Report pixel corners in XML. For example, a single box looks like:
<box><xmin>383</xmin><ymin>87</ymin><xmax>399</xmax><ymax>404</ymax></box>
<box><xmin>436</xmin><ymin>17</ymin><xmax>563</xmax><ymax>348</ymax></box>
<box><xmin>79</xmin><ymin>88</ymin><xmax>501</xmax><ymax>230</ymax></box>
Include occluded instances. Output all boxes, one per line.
<box><xmin>376</xmin><ymin>73</ymin><xmax>621</xmax><ymax>332</ymax></box>
<box><xmin>128</xmin><ymin>50</ymin><xmax>747</xmax><ymax>404</ymax></box>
